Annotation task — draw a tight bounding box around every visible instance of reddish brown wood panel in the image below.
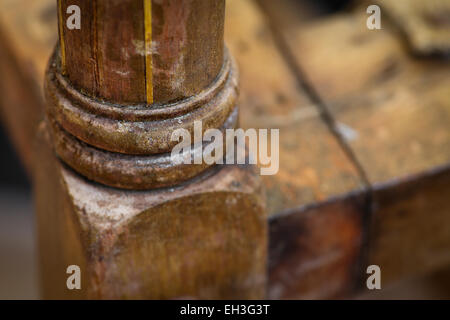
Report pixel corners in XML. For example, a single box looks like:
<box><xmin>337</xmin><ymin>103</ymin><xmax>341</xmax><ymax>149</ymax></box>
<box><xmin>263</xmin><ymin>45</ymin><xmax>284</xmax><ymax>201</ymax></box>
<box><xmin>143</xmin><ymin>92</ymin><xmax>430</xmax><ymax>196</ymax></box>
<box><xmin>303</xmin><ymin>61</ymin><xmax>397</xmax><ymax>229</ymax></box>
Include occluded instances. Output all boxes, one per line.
<box><xmin>369</xmin><ymin>167</ymin><xmax>450</xmax><ymax>284</ymax></box>
<box><xmin>0</xmin><ymin>0</ymin><xmax>56</xmax><ymax>172</ymax></box>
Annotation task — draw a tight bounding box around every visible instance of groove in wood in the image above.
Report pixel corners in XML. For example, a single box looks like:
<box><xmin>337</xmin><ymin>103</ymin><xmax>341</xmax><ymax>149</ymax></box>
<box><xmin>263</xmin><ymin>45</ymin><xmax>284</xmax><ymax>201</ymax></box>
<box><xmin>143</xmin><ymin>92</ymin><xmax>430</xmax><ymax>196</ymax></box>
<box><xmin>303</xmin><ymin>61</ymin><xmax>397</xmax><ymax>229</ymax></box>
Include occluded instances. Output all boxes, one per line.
<box><xmin>144</xmin><ymin>0</ymin><xmax>153</xmax><ymax>104</ymax></box>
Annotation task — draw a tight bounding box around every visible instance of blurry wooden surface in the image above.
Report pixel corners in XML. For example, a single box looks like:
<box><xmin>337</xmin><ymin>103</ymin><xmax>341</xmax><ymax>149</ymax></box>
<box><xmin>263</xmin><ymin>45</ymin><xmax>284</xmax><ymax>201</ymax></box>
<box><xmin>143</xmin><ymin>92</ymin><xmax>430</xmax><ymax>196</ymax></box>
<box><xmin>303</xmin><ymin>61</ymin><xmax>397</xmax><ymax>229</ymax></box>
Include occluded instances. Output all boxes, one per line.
<box><xmin>0</xmin><ymin>0</ymin><xmax>56</xmax><ymax>173</ymax></box>
<box><xmin>259</xmin><ymin>0</ymin><xmax>450</xmax><ymax>297</ymax></box>
<box><xmin>1</xmin><ymin>0</ymin><xmax>450</xmax><ymax>299</ymax></box>
<box><xmin>225</xmin><ymin>0</ymin><xmax>367</xmax><ymax>299</ymax></box>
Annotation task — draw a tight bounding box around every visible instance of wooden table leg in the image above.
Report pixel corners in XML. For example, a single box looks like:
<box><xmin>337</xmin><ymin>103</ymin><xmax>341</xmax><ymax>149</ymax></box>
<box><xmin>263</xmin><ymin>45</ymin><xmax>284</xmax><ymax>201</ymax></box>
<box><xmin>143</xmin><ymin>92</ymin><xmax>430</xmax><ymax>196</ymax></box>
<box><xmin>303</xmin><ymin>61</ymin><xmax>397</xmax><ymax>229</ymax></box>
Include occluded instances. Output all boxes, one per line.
<box><xmin>34</xmin><ymin>0</ymin><xmax>267</xmax><ymax>299</ymax></box>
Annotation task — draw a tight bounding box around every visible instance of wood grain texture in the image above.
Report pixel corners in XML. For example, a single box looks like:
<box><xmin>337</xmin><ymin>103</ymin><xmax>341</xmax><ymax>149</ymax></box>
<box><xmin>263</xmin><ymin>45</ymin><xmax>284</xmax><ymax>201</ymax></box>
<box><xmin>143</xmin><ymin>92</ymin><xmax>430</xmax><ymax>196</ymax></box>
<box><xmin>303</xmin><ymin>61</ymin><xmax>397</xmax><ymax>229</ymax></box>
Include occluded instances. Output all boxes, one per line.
<box><xmin>37</xmin><ymin>0</ymin><xmax>267</xmax><ymax>299</ymax></box>
<box><xmin>258</xmin><ymin>0</ymin><xmax>322</xmax><ymax>27</ymax></box>
<box><xmin>0</xmin><ymin>0</ymin><xmax>56</xmax><ymax>172</ymax></box>
<box><xmin>269</xmin><ymin>195</ymin><xmax>366</xmax><ymax>299</ymax></box>
<box><xmin>58</xmin><ymin>0</ymin><xmax>226</xmax><ymax>105</ymax></box>
<box><xmin>373</xmin><ymin>0</ymin><xmax>450</xmax><ymax>55</ymax></box>
<box><xmin>0</xmin><ymin>0</ymin><xmax>368</xmax><ymax>299</ymax></box>
<box><xmin>225</xmin><ymin>0</ymin><xmax>367</xmax><ymax>299</ymax></box>
<box><xmin>96</xmin><ymin>0</ymin><xmax>147</xmax><ymax>103</ymax></box>
<box><xmin>35</xmin><ymin>121</ymin><xmax>267</xmax><ymax>299</ymax></box>
<box><xmin>59</xmin><ymin>0</ymin><xmax>147</xmax><ymax>104</ymax></box>
<box><xmin>225</xmin><ymin>0</ymin><xmax>365</xmax><ymax>215</ymax></box>
<box><xmin>152</xmin><ymin>0</ymin><xmax>225</xmax><ymax>103</ymax></box>
<box><xmin>261</xmin><ymin>1</ymin><xmax>450</xmax><ymax>291</ymax></box>
<box><xmin>368</xmin><ymin>167</ymin><xmax>450</xmax><ymax>286</ymax></box>
<box><xmin>4</xmin><ymin>0</ymin><xmax>450</xmax><ymax>299</ymax></box>
<box><xmin>0</xmin><ymin>0</ymin><xmax>56</xmax><ymax>87</ymax></box>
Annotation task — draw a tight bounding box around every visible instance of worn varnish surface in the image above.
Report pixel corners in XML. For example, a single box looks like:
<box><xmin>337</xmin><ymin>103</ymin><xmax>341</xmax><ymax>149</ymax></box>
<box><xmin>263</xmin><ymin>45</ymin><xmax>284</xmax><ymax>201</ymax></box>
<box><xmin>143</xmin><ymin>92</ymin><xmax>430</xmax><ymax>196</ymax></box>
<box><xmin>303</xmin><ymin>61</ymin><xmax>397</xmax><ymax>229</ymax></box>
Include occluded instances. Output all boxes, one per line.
<box><xmin>226</xmin><ymin>0</ymin><xmax>367</xmax><ymax>299</ymax></box>
<box><xmin>152</xmin><ymin>0</ymin><xmax>225</xmax><ymax>104</ymax></box>
<box><xmin>2</xmin><ymin>0</ymin><xmax>450</xmax><ymax>299</ymax></box>
<box><xmin>370</xmin><ymin>168</ymin><xmax>450</xmax><ymax>284</ymax></box>
<box><xmin>59</xmin><ymin>0</ymin><xmax>147</xmax><ymax>103</ymax></box>
<box><xmin>274</xmin><ymin>11</ymin><xmax>450</xmax><ymax>182</ymax></box>
<box><xmin>58</xmin><ymin>0</ymin><xmax>225</xmax><ymax>105</ymax></box>
<box><xmin>374</xmin><ymin>0</ymin><xmax>450</xmax><ymax>55</ymax></box>
<box><xmin>40</xmin><ymin>0</ymin><xmax>266</xmax><ymax>299</ymax></box>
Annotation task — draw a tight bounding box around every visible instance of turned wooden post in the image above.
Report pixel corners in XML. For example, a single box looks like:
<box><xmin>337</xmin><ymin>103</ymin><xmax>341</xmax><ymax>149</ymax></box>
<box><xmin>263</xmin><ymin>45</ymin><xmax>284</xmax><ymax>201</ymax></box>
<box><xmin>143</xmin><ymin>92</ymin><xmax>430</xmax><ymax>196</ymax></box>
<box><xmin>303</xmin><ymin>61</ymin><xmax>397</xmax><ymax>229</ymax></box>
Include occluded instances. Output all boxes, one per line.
<box><xmin>36</xmin><ymin>0</ymin><xmax>266</xmax><ymax>299</ymax></box>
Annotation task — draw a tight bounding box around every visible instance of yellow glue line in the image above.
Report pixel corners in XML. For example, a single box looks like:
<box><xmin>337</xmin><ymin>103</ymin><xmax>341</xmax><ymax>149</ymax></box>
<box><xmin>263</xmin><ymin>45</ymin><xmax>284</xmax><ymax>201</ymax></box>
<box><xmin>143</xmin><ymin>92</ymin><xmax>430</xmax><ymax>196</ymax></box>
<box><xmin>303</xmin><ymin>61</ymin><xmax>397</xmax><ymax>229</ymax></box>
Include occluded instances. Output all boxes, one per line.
<box><xmin>144</xmin><ymin>0</ymin><xmax>154</xmax><ymax>104</ymax></box>
<box><xmin>58</xmin><ymin>0</ymin><xmax>67</xmax><ymax>74</ymax></box>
